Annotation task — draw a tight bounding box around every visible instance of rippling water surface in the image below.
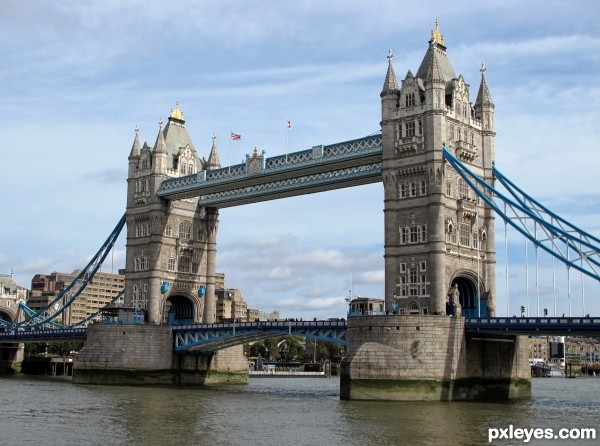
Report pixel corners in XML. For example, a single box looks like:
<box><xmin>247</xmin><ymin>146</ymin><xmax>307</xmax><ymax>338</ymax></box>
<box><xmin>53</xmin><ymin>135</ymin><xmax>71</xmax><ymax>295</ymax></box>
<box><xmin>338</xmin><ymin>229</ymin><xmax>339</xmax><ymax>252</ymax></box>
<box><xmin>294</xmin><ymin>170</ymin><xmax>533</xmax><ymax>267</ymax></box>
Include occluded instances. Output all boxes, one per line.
<box><xmin>1</xmin><ymin>375</ymin><xmax>598</xmax><ymax>445</ymax></box>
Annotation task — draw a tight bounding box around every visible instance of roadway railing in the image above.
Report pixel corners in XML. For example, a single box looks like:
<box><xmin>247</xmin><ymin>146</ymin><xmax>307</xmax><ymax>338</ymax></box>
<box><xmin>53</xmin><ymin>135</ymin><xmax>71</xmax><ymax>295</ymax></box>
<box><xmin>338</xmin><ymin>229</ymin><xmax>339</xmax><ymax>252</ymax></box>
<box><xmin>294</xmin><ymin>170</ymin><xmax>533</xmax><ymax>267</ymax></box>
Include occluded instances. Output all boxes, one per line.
<box><xmin>0</xmin><ymin>327</ymin><xmax>88</xmax><ymax>343</ymax></box>
<box><xmin>464</xmin><ymin>317</ymin><xmax>600</xmax><ymax>335</ymax></box>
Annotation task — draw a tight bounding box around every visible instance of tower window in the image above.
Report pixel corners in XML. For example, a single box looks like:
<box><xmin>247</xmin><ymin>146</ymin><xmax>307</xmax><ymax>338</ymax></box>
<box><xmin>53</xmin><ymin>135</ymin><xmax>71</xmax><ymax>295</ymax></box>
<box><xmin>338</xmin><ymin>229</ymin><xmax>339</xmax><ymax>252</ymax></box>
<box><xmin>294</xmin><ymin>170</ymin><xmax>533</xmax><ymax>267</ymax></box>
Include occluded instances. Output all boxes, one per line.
<box><xmin>458</xmin><ymin>179</ymin><xmax>469</xmax><ymax>200</ymax></box>
<box><xmin>410</xmin><ymin>226</ymin><xmax>418</xmax><ymax>243</ymax></box>
<box><xmin>459</xmin><ymin>224</ymin><xmax>471</xmax><ymax>247</ymax></box>
<box><xmin>409</xmin><ymin>181</ymin><xmax>416</xmax><ymax>197</ymax></box>
<box><xmin>405</xmin><ymin>121</ymin><xmax>416</xmax><ymax>137</ymax></box>
<box><xmin>400</xmin><ymin>183</ymin><xmax>407</xmax><ymax>198</ymax></box>
<box><xmin>178</xmin><ymin>257</ymin><xmax>190</xmax><ymax>273</ymax></box>
<box><xmin>405</xmin><ymin>92</ymin><xmax>415</xmax><ymax>107</ymax></box>
<box><xmin>179</xmin><ymin>221</ymin><xmax>192</xmax><ymax>239</ymax></box>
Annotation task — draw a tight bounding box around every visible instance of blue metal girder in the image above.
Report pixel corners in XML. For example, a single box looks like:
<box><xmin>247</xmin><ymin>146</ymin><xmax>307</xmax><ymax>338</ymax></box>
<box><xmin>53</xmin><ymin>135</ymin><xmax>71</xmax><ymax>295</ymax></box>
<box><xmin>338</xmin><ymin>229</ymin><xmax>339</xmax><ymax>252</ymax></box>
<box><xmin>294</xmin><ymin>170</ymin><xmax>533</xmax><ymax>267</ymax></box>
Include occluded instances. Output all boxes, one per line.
<box><xmin>156</xmin><ymin>134</ymin><xmax>382</xmax><ymax>207</ymax></box>
<box><xmin>15</xmin><ymin>214</ymin><xmax>126</xmax><ymax>329</ymax></box>
<box><xmin>173</xmin><ymin>320</ymin><xmax>348</xmax><ymax>352</ymax></box>
<box><xmin>442</xmin><ymin>146</ymin><xmax>600</xmax><ymax>282</ymax></box>
<box><xmin>465</xmin><ymin>317</ymin><xmax>600</xmax><ymax>335</ymax></box>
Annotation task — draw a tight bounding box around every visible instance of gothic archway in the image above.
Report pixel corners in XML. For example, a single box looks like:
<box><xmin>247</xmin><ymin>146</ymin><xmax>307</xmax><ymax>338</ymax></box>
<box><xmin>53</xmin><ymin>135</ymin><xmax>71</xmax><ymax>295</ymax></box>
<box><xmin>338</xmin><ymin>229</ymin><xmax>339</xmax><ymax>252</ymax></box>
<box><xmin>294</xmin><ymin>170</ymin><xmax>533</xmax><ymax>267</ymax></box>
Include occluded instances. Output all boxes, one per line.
<box><xmin>164</xmin><ymin>294</ymin><xmax>195</xmax><ymax>325</ymax></box>
<box><xmin>0</xmin><ymin>309</ymin><xmax>14</xmax><ymax>324</ymax></box>
<box><xmin>451</xmin><ymin>275</ymin><xmax>487</xmax><ymax>318</ymax></box>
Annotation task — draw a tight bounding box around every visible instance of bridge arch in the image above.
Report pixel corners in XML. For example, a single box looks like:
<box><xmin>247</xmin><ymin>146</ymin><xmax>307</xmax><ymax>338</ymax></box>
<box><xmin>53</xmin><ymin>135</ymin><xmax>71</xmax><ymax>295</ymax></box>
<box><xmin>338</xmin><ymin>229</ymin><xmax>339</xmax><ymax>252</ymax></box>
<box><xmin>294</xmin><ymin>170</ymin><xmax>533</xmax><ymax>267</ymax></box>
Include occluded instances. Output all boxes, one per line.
<box><xmin>0</xmin><ymin>307</ymin><xmax>16</xmax><ymax>324</ymax></box>
<box><xmin>162</xmin><ymin>293</ymin><xmax>202</xmax><ymax>325</ymax></box>
<box><xmin>450</xmin><ymin>272</ymin><xmax>487</xmax><ymax>318</ymax></box>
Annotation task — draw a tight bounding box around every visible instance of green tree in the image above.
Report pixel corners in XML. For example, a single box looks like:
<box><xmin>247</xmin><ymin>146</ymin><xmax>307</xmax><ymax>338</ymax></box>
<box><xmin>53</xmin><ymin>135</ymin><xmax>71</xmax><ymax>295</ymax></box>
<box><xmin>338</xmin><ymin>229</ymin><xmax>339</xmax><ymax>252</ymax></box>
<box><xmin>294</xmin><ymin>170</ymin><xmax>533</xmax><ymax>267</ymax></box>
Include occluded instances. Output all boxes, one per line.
<box><xmin>278</xmin><ymin>336</ymin><xmax>304</xmax><ymax>361</ymax></box>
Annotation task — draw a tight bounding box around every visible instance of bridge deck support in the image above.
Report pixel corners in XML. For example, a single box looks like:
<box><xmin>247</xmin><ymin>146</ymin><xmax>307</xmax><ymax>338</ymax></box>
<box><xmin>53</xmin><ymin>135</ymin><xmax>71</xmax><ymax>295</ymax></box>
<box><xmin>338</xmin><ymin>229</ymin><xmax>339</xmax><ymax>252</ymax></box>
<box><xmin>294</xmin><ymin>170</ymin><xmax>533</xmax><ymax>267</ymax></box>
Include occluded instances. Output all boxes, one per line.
<box><xmin>0</xmin><ymin>343</ymin><xmax>24</xmax><ymax>374</ymax></box>
<box><xmin>73</xmin><ymin>324</ymin><xmax>248</xmax><ymax>385</ymax></box>
<box><xmin>340</xmin><ymin>315</ymin><xmax>531</xmax><ymax>401</ymax></box>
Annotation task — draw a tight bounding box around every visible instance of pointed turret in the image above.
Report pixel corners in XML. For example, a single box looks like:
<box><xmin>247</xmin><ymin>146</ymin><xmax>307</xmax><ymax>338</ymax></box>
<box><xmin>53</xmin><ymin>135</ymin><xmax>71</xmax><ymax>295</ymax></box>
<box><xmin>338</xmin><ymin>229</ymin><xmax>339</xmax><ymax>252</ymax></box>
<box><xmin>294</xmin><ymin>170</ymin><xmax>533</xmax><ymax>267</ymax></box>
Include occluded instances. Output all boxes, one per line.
<box><xmin>381</xmin><ymin>49</ymin><xmax>401</xmax><ymax>127</ymax></box>
<box><xmin>129</xmin><ymin>125</ymin><xmax>141</xmax><ymax>159</ymax></box>
<box><xmin>206</xmin><ymin>133</ymin><xmax>221</xmax><ymax>170</ymax></box>
<box><xmin>475</xmin><ymin>63</ymin><xmax>494</xmax><ymax>110</ymax></box>
<box><xmin>150</xmin><ymin>118</ymin><xmax>168</xmax><ymax>175</ymax></box>
<box><xmin>154</xmin><ymin>118</ymin><xmax>167</xmax><ymax>154</ymax></box>
<box><xmin>426</xmin><ymin>45</ymin><xmax>445</xmax><ymax>84</ymax></box>
<box><xmin>381</xmin><ymin>49</ymin><xmax>399</xmax><ymax>95</ymax></box>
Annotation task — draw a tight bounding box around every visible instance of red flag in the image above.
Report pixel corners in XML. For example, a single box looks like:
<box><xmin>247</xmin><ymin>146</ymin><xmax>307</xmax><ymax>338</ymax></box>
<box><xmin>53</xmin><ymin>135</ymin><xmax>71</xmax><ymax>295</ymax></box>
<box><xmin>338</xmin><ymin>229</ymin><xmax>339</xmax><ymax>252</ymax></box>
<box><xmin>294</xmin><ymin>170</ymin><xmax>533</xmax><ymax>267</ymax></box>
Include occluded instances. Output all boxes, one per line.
<box><xmin>231</xmin><ymin>132</ymin><xmax>241</xmax><ymax>140</ymax></box>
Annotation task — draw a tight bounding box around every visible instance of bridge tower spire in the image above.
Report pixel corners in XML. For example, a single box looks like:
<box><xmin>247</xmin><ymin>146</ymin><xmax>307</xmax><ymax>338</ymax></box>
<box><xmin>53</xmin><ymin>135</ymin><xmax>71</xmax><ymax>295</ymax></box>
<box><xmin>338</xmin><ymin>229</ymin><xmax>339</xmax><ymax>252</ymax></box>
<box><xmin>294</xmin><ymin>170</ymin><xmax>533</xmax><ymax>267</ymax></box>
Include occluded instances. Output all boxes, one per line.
<box><xmin>381</xmin><ymin>21</ymin><xmax>497</xmax><ymax>317</ymax></box>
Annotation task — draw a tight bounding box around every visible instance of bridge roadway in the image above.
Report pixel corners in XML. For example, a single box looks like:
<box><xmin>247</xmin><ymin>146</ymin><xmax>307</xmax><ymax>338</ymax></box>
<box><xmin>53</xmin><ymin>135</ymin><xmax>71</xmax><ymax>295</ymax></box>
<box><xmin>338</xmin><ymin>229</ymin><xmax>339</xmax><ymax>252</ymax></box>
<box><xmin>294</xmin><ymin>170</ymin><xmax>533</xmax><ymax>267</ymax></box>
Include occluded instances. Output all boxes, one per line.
<box><xmin>2</xmin><ymin>317</ymin><xmax>600</xmax><ymax>349</ymax></box>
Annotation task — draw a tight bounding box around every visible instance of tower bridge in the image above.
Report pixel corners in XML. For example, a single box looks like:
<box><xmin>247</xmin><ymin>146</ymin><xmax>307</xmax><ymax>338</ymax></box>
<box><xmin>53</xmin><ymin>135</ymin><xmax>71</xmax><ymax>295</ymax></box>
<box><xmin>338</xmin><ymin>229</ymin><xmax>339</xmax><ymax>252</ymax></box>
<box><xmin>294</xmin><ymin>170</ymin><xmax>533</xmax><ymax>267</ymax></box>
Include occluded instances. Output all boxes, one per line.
<box><xmin>2</xmin><ymin>22</ymin><xmax>599</xmax><ymax>400</ymax></box>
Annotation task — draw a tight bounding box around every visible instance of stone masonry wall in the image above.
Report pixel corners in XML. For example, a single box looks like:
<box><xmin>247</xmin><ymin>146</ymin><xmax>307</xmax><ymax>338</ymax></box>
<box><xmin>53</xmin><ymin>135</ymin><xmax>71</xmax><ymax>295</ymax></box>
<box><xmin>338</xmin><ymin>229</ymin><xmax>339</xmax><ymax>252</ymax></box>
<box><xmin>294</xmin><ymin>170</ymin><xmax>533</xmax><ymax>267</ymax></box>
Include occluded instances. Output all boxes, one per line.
<box><xmin>341</xmin><ymin>315</ymin><xmax>531</xmax><ymax>401</ymax></box>
<box><xmin>73</xmin><ymin>324</ymin><xmax>248</xmax><ymax>385</ymax></box>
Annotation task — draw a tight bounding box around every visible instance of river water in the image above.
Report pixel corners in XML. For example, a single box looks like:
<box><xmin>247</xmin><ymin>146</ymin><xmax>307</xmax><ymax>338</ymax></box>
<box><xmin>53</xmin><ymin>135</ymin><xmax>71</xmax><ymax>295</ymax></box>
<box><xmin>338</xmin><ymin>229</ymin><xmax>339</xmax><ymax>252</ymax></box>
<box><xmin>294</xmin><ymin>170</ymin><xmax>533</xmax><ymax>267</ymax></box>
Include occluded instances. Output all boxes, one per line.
<box><xmin>1</xmin><ymin>375</ymin><xmax>598</xmax><ymax>446</ymax></box>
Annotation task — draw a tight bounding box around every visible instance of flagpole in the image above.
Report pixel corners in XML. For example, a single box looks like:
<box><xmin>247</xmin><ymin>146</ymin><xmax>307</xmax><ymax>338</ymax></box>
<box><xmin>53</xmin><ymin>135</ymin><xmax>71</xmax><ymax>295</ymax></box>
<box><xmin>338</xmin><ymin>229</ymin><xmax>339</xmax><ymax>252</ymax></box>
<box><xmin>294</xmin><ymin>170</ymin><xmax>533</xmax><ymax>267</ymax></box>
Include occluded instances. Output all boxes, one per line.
<box><xmin>229</xmin><ymin>131</ymin><xmax>232</xmax><ymax>173</ymax></box>
<box><xmin>285</xmin><ymin>118</ymin><xmax>291</xmax><ymax>163</ymax></box>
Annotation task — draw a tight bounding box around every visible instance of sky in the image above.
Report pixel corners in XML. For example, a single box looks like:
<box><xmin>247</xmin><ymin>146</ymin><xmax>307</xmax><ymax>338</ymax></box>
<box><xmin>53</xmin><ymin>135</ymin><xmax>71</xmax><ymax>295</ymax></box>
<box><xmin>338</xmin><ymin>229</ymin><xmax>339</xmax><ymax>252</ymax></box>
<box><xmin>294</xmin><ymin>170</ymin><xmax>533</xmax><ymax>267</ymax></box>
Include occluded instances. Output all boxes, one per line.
<box><xmin>1</xmin><ymin>0</ymin><xmax>599</xmax><ymax>320</ymax></box>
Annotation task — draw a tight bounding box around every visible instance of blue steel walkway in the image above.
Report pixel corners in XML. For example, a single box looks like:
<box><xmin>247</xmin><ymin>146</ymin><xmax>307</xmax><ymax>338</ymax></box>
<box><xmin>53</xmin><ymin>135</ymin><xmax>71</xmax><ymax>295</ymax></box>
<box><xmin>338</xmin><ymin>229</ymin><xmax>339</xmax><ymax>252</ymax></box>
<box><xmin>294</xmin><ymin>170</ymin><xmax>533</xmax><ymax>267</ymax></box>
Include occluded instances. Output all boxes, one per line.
<box><xmin>173</xmin><ymin>320</ymin><xmax>348</xmax><ymax>352</ymax></box>
<box><xmin>156</xmin><ymin>134</ymin><xmax>382</xmax><ymax>207</ymax></box>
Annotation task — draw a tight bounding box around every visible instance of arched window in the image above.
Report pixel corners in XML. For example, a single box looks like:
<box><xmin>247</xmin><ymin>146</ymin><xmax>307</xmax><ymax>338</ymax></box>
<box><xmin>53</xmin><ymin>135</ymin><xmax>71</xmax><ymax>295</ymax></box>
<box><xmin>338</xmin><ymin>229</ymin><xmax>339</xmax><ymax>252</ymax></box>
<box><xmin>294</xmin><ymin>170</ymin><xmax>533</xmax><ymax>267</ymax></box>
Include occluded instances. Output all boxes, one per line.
<box><xmin>408</xmin><ymin>302</ymin><xmax>420</xmax><ymax>314</ymax></box>
<box><xmin>178</xmin><ymin>257</ymin><xmax>190</xmax><ymax>273</ymax></box>
<box><xmin>179</xmin><ymin>221</ymin><xmax>192</xmax><ymax>239</ymax></box>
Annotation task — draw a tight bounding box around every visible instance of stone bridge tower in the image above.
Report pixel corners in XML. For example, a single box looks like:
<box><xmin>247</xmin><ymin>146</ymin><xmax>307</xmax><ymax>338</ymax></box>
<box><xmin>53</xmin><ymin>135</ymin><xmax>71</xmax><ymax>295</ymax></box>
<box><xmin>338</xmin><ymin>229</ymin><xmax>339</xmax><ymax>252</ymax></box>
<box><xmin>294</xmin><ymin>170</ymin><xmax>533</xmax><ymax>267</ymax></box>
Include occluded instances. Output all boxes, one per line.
<box><xmin>381</xmin><ymin>22</ymin><xmax>496</xmax><ymax>318</ymax></box>
<box><xmin>125</xmin><ymin>104</ymin><xmax>219</xmax><ymax>324</ymax></box>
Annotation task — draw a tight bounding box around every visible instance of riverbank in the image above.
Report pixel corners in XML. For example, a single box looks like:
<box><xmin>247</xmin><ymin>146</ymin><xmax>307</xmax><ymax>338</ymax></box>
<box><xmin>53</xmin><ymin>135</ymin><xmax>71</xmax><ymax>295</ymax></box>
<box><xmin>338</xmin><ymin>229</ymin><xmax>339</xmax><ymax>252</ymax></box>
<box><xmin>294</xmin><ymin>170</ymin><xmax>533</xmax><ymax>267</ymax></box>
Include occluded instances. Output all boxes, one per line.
<box><xmin>249</xmin><ymin>371</ymin><xmax>327</xmax><ymax>378</ymax></box>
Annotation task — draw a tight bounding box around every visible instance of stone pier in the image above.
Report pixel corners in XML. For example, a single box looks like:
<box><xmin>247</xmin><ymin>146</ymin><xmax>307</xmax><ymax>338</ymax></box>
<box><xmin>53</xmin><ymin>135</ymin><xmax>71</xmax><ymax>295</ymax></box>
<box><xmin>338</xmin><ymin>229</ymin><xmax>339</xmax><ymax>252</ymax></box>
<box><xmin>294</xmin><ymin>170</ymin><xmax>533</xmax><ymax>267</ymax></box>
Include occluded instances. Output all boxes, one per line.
<box><xmin>73</xmin><ymin>324</ymin><xmax>248</xmax><ymax>385</ymax></box>
<box><xmin>340</xmin><ymin>315</ymin><xmax>531</xmax><ymax>401</ymax></box>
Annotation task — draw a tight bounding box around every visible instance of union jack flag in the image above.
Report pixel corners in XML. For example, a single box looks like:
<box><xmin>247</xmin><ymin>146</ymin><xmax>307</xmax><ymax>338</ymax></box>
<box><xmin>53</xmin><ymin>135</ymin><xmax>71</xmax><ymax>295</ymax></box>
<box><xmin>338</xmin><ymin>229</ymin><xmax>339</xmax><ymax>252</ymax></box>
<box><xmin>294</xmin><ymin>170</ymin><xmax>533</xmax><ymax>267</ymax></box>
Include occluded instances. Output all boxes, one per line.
<box><xmin>231</xmin><ymin>132</ymin><xmax>241</xmax><ymax>140</ymax></box>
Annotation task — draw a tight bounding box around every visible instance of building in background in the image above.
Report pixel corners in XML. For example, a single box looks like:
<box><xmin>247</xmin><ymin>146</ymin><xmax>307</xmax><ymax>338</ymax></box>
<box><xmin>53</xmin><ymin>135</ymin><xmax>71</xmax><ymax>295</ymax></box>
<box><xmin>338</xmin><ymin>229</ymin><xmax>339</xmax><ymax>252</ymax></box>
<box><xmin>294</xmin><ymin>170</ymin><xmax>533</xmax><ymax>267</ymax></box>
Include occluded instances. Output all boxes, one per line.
<box><xmin>28</xmin><ymin>270</ymin><xmax>125</xmax><ymax>325</ymax></box>
<box><xmin>215</xmin><ymin>288</ymin><xmax>247</xmax><ymax>322</ymax></box>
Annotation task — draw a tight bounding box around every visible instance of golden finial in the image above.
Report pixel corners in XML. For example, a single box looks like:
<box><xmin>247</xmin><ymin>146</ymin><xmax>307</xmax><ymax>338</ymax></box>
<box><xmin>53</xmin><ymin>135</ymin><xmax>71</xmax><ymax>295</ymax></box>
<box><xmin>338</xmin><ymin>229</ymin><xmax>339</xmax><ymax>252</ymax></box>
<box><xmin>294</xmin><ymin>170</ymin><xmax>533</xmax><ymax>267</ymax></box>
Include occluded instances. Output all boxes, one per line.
<box><xmin>430</xmin><ymin>18</ymin><xmax>445</xmax><ymax>46</ymax></box>
<box><xmin>169</xmin><ymin>101</ymin><xmax>184</xmax><ymax>121</ymax></box>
